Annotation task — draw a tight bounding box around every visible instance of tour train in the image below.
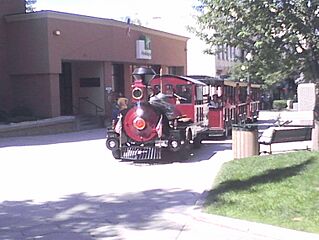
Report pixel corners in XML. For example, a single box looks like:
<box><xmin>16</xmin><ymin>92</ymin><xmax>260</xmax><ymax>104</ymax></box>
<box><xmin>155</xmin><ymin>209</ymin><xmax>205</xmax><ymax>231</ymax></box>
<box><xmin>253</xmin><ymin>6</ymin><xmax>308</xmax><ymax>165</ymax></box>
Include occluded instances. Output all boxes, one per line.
<box><xmin>105</xmin><ymin>67</ymin><xmax>261</xmax><ymax>161</ymax></box>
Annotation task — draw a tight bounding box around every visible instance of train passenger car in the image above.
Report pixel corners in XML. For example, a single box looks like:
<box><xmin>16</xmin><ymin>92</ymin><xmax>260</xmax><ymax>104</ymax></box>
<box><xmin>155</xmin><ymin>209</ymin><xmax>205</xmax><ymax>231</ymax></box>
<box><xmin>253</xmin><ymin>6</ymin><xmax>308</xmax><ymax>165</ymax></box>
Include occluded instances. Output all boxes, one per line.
<box><xmin>188</xmin><ymin>76</ymin><xmax>261</xmax><ymax>137</ymax></box>
<box><xmin>105</xmin><ymin>67</ymin><xmax>209</xmax><ymax>161</ymax></box>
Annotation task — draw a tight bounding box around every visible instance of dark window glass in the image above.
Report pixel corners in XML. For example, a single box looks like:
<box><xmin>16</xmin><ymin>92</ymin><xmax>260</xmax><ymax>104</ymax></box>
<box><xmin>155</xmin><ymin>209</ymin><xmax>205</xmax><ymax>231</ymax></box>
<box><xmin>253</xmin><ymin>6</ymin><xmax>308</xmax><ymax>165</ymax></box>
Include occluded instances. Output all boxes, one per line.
<box><xmin>176</xmin><ymin>85</ymin><xmax>192</xmax><ymax>104</ymax></box>
<box><xmin>80</xmin><ymin>78</ymin><xmax>100</xmax><ymax>87</ymax></box>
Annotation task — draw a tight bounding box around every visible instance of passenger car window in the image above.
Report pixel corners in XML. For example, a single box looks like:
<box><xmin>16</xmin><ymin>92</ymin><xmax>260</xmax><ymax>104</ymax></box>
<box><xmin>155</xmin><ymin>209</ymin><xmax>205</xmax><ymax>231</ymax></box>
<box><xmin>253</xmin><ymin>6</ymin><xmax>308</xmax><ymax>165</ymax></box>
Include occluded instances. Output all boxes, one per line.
<box><xmin>176</xmin><ymin>85</ymin><xmax>192</xmax><ymax>103</ymax></box>
<box><xmin>165</xmin><ymin>84</ymin><xmax>174</xmax><ymax>95</ymax></box>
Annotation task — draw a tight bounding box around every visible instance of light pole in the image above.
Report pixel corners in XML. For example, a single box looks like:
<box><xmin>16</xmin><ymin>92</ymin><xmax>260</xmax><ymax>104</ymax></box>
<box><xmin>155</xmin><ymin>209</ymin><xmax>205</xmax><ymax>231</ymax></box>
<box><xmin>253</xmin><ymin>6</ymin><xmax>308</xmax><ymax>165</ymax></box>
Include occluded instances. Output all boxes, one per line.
<box><xmin>241</xmin><ymin>65</ymin><xmax>249</xmax><ymax>82</ymax></box>
<box><xmin>243</xmin><ymin>52</ymin><xmax>253</xmax><ymax>83</ymax></box>
<box><xmin>241</xmin><ymin>53</ymin><xmax>253</xmax><ymax>96</ymax></box>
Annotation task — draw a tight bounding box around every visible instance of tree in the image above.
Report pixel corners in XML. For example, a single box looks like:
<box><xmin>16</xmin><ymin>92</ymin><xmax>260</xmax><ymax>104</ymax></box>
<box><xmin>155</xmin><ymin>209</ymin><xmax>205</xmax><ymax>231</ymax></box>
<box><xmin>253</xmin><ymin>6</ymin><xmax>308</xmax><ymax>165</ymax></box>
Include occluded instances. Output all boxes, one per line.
<box><xmin>191</xmin><ymin>0</ymin><xmax>319</xmax><ymax>86</ymax></box>
<box><xmin>25</xmin><ymin>0</ymin><xmax>37</xmax><ymax>12</ymax></box>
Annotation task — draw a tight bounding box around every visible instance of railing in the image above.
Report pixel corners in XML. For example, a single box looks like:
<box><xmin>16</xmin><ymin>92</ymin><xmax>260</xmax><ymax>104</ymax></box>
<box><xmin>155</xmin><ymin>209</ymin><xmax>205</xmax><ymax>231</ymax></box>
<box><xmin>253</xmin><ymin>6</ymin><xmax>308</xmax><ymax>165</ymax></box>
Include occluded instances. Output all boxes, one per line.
<box><xmin>78</xmin><ymin>97</ymin><xmax>104</xmax><ymax>116</ymax></box>
<box><xmin>72</xmin><ymin>104</ymin><xmax>79</xmax><ymax>115</ymax></box>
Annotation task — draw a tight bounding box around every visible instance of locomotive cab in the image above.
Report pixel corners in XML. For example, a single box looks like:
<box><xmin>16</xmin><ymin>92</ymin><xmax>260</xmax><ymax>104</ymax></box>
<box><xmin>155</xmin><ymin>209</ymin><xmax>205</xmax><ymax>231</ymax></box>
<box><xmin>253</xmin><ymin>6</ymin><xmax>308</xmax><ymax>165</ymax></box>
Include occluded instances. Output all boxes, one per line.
<box><xmin>150</xmin><ymin>75</ymin><xmax>210</xmax><ymax>149</ymax></box>
<box><xmin>150</xmin><ymin>75</ymin><xmax>209</xmax><ymax>125</ymax></box>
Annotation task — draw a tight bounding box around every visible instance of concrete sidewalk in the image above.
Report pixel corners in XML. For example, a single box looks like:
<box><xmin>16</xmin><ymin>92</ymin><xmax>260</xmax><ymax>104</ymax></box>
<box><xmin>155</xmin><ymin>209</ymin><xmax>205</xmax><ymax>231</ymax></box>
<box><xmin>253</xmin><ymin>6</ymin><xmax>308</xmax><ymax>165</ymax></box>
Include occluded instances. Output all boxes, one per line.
<box><xmin>176</xmin><ymin>110</ymin><xmax>319</xmax><ymax>240</ymax></box>
<box><xmin>0</xmin><ymin>111</ymin><xmax>318</xmax><ymax>239</ymax></box>
<box><xmin>178</xmin><ymin>209</ymin><xmax>319</xmax><ymax>240</ymax></box>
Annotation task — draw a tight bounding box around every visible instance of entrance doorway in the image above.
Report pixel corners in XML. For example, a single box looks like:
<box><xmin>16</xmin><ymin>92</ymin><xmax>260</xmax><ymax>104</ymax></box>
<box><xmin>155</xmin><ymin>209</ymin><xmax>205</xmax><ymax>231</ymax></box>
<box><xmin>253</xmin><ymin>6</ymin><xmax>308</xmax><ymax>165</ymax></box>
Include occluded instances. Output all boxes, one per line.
<box><xmin>112</xmin><ymin>64</ymin><xmax>125</xmax><ymax>95</ymax></box>
<box><xmin>59</xmin><ymin>62</ymin><xmax>73</xmax><ymax>115</ymax></box>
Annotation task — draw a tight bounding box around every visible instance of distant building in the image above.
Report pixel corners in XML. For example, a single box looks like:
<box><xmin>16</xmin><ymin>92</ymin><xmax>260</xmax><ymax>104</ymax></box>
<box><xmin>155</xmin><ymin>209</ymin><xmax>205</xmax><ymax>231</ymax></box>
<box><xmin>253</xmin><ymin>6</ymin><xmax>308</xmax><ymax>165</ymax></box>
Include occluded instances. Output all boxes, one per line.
<box><xmin>215</xmin><ymin>45</ymin><xmax>242</xmax><ymax>78</ymax></box>
<box><xmin>0</xmin><ymin>0</ymin><xmax>188</xmax><ymax>119</ymax></box>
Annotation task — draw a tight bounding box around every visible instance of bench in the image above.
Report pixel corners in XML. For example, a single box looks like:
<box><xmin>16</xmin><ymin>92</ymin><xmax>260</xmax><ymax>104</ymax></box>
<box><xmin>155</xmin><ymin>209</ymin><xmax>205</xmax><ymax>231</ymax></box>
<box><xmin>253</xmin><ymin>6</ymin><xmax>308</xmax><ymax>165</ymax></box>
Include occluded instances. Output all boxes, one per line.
<box><xmin>258</xmin><ymin>126</ymin><xmax>312</xmax><ymax>154</ymax></box>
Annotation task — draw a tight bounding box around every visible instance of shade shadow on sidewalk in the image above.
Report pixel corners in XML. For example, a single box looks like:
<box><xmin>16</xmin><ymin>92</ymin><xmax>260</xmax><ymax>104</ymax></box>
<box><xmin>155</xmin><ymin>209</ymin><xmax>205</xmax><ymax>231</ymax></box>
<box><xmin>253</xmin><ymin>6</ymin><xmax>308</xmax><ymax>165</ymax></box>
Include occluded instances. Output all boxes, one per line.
<box><xmin>0</xmin><ymin>188</ymin><xmax>200</xmax><ymax>239</ymax></box>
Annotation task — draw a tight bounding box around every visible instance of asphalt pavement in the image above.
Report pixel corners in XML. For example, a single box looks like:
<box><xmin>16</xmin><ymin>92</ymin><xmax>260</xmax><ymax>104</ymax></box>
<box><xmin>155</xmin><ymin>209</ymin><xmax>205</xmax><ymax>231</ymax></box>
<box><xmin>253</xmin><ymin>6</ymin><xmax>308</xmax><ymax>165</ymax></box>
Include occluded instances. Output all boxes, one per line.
<box><xmin>0</xmin><ymin>110</ymin><xmax>318</xmax><ymax>240</ymax></box>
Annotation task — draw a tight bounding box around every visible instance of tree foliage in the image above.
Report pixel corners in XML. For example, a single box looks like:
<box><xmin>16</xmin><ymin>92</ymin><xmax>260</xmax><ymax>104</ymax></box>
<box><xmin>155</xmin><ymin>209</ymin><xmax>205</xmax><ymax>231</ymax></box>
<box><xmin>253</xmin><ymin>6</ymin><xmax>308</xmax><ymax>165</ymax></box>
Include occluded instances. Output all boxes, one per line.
<box><xmin>192</xmin><ymin>0</ymin><xmax>319</xmax><ymax>85</ymax></box>
<box><xmin>25</xmin><ymin>0</ymin><xmax>37</xmax><ymax>12</ymax></box>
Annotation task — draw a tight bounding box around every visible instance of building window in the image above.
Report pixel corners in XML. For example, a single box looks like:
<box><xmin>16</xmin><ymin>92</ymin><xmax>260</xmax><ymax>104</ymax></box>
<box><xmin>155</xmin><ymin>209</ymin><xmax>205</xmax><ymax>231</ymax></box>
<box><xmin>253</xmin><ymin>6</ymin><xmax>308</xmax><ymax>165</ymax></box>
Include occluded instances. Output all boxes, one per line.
<box><xmin>149</xmin><ymin>65</ymin><xmax>161</xmax><ymax>74</ymax></box>
<box><xmin>80</xmin><ymin>77</ymin><xmax>100</xmax><ymax>87</ymax></box>
<box><xmin>168</xmin><ymin>66</ymin><xmax>184</xmax><ymax>75</ymax></box>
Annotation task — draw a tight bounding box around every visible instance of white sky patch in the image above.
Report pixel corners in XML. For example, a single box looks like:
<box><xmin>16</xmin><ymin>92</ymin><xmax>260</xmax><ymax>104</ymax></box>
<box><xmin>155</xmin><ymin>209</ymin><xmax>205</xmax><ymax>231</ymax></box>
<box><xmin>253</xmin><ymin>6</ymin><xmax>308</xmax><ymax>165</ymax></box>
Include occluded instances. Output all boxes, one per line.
<box><xmin>35</xmin><ymin>0</ymin><xmax>199</xmax><ymax>36</ymax></box>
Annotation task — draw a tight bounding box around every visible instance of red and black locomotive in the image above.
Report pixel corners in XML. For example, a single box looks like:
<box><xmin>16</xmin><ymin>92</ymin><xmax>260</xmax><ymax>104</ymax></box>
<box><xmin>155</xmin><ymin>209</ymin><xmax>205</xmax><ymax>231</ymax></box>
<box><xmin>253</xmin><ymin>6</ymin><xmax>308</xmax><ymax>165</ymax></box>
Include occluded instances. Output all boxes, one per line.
<box><xmin>106</xmin><ymin>67</ymin><xmax>261</xmax><ymax>161</ymax></box>
<box><xmin>106</xmin><ymin>66</ymin><xmax>209</xmax><ymax>160</ymax></box>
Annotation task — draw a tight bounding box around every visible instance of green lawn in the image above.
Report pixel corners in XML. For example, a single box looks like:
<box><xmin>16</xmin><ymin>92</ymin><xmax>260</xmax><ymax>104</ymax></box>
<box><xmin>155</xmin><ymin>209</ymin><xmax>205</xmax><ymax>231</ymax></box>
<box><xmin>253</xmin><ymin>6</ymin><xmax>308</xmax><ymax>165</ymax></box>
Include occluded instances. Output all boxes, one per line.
<box><xmin>205</xmin><ymin>151</ymin><xmax>319</xmax><ymax>233</ymax></box>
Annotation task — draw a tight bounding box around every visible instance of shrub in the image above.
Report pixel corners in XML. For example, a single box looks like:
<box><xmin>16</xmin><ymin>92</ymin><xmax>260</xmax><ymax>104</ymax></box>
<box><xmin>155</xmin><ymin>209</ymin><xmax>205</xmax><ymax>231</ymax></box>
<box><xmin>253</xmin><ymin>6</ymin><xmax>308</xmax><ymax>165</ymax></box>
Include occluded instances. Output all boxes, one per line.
<box><xmin>9</xmin><ymin>106</ymin><xmax>37</xmax><ymax>123</ymax></box>
<box><xmin>10</xmin><ymin>106</ymin><xmax>33</xmax><ymax>117</ymax></box>
<box><xmin>0</xmin><ymin>109</ymin><xmax>9</xmax><ymax>123</ymax></box>
<box><xmin>272</xmin><ymin>100</ymin><xmax>287</xmax><ymax>110</ymax></box>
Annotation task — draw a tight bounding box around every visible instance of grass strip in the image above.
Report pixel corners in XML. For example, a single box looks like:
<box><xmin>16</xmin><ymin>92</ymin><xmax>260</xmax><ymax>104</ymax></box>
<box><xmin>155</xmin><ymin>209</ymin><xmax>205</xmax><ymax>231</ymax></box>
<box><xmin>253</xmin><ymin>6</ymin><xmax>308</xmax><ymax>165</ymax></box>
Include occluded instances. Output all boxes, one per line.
<box><xmin>205</xmin><ymin>151</ymin><xmax>319</xmax><ymax>233</ymax></box>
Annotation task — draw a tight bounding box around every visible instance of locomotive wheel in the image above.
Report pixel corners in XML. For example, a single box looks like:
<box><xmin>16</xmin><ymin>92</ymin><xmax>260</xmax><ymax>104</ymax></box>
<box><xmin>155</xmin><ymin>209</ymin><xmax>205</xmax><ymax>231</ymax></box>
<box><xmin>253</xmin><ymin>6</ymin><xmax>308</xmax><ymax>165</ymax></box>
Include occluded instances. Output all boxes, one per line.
<box><xmin>224</xmin><ymin>126</ymin><xmax>230</xmax><ymax>138</ymax></box>
<box><xmin>185</xmin><ymin>130</ymin><xmax>193</xmax><ymax>150</ymax></box>
<box><xmin>112</xmin><ymin>149</ymin><xmax>120</xmax><ymax>159</ymax></box>
<box><xmin>193</xmin><ymin>136</ymin><xmax>202</xmax><ymax>149</ymax></box>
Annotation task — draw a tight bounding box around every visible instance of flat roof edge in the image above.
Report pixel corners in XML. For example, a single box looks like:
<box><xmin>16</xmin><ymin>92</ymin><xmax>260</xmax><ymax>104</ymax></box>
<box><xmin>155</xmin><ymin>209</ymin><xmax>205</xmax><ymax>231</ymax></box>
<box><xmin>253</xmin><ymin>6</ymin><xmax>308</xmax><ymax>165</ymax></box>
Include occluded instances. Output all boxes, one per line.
<box><xmin>5</xmin><ymin>10</ymin><xmax>189</xmax><ymax>41</ymax></box>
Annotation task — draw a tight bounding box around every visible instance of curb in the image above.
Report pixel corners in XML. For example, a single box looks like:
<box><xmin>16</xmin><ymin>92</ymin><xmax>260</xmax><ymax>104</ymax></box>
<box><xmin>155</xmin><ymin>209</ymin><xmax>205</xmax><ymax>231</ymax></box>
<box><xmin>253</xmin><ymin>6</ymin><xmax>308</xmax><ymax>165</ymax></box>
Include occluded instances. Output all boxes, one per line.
<box><xmin>188</xmin><ymin>211</ymin><xmax>319</xmax><ymax>240</ymax></box>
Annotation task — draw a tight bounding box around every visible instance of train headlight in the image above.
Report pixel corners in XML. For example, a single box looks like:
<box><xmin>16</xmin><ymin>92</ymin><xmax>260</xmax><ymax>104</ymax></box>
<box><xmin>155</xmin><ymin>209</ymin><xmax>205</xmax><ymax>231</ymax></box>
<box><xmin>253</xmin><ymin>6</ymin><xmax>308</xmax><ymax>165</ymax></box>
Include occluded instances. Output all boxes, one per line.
<box><xmin>133</xmin><ymin>117</ymin><xmax>146</xmax><ymax>130</ymax></box>
<box><xmin>132</xmin><ymin>87</ymin><xmax>143</xmax><ymax>100</ymax></box>
<box><xmin>106</xmin><ymin>138</ymin><xmax>119</xmax><ymax>150</ymax></box>
<box><xmin>171</xmin><ymin>140</ymin><xmax>179</xmax><ymax>148</ymax></box>
<box><xmin>109</xmin><ymin>140</ymin><xmax>117</xmax><ymax>148</ymax></box>
<box><xmin>169</xmin><ymin>139</ymin><xmax>181</xmax><ymax>152</ymax></box>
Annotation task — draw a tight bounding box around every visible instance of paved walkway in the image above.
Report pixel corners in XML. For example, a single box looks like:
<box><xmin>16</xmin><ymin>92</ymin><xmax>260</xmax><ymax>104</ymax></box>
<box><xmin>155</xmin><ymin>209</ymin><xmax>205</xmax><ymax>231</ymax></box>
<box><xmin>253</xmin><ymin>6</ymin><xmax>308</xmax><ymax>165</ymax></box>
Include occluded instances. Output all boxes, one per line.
<box><xmin>0</xmin><ymin>110</ymin><xmax>318</xmax><ymax>239</ymax></box>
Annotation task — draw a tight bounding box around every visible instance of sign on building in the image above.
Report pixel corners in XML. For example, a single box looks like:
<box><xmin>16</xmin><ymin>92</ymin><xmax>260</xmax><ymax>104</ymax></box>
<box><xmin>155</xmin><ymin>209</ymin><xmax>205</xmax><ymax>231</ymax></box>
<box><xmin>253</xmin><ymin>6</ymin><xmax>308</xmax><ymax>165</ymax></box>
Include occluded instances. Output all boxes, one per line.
<box><xmin>136</xmin><ymin>35</ymin><xmax>151</xmax><ymax>60</ymax></box>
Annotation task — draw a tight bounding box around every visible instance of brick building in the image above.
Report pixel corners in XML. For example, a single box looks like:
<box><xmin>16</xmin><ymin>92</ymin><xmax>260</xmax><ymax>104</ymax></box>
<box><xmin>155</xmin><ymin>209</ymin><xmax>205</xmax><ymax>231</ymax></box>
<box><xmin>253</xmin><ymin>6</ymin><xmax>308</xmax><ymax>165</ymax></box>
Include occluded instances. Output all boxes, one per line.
<box><xmin>0</xmin><ymin>0</ymin><xmax>188</xmax><ymax>119</ymax></box>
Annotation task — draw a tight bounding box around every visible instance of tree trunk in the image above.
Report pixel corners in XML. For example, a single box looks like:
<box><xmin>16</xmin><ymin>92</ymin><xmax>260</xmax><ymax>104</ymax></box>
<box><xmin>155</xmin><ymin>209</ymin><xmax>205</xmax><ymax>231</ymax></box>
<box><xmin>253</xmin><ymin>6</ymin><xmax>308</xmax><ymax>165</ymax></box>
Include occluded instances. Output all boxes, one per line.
<box><xmin>312</xmin><ymin>85</ymin><xmax>319</xmax><ymax>151</ymax></box>
<box><xmin>309</xmin><ymin>49</ymin><xmax>319</xmax><ymax>82</ymax></box>
<box><xmin>312</xmin><ymin>119</ymin><xmax>319</xmax><ymax>151</ymax></box>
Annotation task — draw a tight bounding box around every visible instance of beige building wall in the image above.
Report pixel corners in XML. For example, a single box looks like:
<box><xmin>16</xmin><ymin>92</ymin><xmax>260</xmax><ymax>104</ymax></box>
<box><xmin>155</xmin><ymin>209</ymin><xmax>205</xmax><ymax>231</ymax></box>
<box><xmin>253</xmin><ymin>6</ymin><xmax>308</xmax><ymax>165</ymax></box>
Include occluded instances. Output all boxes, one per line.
<box><xmin>3</xmin><ymin>11</ymin><xmax>188</xmax><ymax>118</ymax></box>
<box><xmin>11</xmin><ymin>74</ymin><xmax>57</xmax><ymax>117</ymax></box>
<box><xmin>0</xmin><ymin>0</ymin><xmax>25</xmax><ymax>111</ymax></box>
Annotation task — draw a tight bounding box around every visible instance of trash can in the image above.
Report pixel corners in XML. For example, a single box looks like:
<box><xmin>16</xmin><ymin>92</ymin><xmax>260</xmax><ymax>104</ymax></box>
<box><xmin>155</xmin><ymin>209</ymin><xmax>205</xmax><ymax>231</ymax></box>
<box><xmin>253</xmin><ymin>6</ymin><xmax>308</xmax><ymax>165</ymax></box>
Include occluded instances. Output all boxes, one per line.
<box><xmin>287</xmin><ymin>100</ymin><xmax>293</xmax><ymax>109</ymax></box>
<box><xmin>232</xmin><ymin>124</ymin><xmax>259</xmax><ymax>159</ymax></box>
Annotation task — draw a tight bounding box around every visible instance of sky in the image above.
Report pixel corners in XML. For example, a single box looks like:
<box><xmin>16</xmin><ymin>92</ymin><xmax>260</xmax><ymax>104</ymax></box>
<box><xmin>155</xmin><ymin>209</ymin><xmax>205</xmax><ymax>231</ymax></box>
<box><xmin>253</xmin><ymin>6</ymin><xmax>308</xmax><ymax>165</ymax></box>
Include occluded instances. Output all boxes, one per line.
<box><xmin>34</xmin><ymin>0</ymin><xmax>199</xmax><ymax>37</ymax></box>
<box><xmin>34</xmin><ymin>0</ymin><xmax>215</xmax><ymax>75</ymax></box>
